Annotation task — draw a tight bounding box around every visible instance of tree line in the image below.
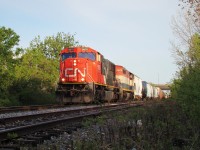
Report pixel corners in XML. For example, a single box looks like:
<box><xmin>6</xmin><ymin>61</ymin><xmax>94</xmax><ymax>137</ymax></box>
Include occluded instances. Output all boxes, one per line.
<box><xmin>0</xmin><ymin>27</ymin><xmax>79</xmax><ymax>106</ymax></box>
<box><xmin>171</xmin><ymin>0</ymin><xmax>200</xmax><ymax>132</ymax></box>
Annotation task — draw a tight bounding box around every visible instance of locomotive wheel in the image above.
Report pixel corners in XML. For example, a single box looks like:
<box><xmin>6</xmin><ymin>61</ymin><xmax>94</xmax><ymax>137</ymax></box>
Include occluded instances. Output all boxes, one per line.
<box><xmin>83</xmin><ymin>93</ymin><xmax>94</xmax><ymax>103</ymax></box>
<box><xmin>130</xmin><ymin>93</ymin><xmax>134</xmax><ymax>101</ymax></box>
<box><xmin>56</xmin><ymin>92</ymin><xmax>76</xmax><ymax>104</ymax></box>
<box><xmin>98</xmin><ymin>89</ymin><xmax>105</xmax><ymax>103</ymax></box>
<box><xmin>56</xmin><ymin>93</ymin><xmax>65</xmax><ymax>105</ymax></box>
<box><xmin>118</xmin><ymin>88</ymin><xmax>124</xmax><ymax>101</ymax></box>
<box><xmin>94</xmin><ymin>89</ymin><xmax>105</xmax><ymax>103</ymax></box>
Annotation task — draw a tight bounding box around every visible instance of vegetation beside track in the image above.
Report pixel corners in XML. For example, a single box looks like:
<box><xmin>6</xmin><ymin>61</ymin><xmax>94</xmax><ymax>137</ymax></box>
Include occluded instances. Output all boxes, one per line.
<box><xmin>0</xmin><ymin>26</ymin><xmax>78</xmax><ymax>106</ymax></box>
<box><xmin>37</xmin><ymin>100</ymin><xmax>199</xmax><ymax>150</ymax></box>
<box><xmin>170</xmin><ymin>3</ymin><xmax>200</xmax><ymax>149</ymax></box>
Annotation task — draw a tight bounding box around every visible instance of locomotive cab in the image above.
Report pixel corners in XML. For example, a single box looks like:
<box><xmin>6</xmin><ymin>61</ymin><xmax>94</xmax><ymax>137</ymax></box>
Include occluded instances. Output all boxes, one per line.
<box><xmin>59</xmin><ymin>47</ymin><xmax>105</xmax><ymax>83</ymax></box>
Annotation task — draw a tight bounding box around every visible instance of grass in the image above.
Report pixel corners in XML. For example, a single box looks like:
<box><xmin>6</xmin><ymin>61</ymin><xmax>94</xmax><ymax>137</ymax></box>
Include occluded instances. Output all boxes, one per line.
<box><xmin>71</xmin><ymin>99</ymin><xmax>200</xmax><ymax>150</ymax></box>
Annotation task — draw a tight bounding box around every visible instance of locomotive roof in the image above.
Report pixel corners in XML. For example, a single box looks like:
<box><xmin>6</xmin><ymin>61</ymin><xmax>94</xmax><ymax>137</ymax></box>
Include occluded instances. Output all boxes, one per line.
<box><xmin>60</xmin><ymin>47</ymin><xmax>100</xmax><ymax>54</ymax></box>
<box><xmin>115</xmin><ymin>65</ymin><xmax>141</xmax><ymax>78</ymax></box>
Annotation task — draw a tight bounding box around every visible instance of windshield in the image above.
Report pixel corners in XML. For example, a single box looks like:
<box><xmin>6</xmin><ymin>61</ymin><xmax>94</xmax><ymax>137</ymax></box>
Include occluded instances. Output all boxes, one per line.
<box><xmin>61</xmin><ymin>53</ymin><xmax>76</xmax><ymax>61</ymax></box>
<box><xmin>78</xmin><ymin>52</ymin><xmax>96</xmax><ymax>61</ymax></box>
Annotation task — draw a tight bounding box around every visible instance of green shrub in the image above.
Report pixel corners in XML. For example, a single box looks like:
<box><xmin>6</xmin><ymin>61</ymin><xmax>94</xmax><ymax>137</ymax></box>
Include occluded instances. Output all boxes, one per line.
<box><xmin>18</xmin><ymin>90</ymin><xmax>56</xmax><ymax>105</ymax></box>
<box><xmin>74</xmin><ymin>101</ymin><xmax>200</xmax><ymax>149</ymax></box>
<box><xmin>0</xmin><ymin>98</ymin><xmax>12</xmax><ymax>106</ymax></box>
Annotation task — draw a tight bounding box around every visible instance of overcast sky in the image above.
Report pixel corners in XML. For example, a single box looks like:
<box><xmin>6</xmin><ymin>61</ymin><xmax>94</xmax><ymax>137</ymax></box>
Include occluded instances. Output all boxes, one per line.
<box><xmin>0</xmin><ymin>0</ymin><xmax>180</xmax><ymax>84</ymax></box>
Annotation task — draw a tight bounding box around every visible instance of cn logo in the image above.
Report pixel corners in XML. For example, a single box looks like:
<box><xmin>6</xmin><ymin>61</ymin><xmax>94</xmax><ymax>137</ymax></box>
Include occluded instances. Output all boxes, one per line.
<box><xmin>65</xmin><ymin>68</ymin><xmax>86</xmax><ymax>77</ymax></box>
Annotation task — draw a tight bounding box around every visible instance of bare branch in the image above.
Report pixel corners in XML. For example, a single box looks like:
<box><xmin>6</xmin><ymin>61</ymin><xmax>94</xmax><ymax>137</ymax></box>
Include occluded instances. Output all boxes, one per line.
<box><xmin>171</xmin><ymin>9</ymin><xmax>200</xmax><ymax>69</ymax></box>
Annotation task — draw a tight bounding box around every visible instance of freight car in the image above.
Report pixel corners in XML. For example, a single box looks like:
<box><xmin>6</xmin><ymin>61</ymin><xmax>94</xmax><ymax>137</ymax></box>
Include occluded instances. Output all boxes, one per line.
<box><xmin>55</xmin><ymin>47</ymin><xmax>165</xmax><ymax>104</ymax></box>
<box><xmin>133</xmin><ymin>75</ymin><xmax>143</xmax><ymax>100</ymax></box>
<box><xmin>142</xmin><ymin>81</ymin><xmax>165</xmax><ymax>100</ymax></box>
<box><xmin>142</xmin><ymin>81</ymin><xmax>152</xmax><ymax>100</ymax></box>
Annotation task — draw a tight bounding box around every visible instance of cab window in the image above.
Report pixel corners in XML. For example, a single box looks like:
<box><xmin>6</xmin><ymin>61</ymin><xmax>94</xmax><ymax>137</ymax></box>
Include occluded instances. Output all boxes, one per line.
<box><xmin>61</xmin><ymin>53</ymin><xmax>76</xmax><ymax>61</ymax></box>
<box><xmin>78</xmin><ymin>52</ymin><xmax>96</xmax><ymax>61</ymax></box>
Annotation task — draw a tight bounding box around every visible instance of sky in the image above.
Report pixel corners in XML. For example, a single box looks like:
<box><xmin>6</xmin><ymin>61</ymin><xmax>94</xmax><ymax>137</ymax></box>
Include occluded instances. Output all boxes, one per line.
<box><xmin>0</xmin><ymin>0</ymin><xmax>180</xmax><ymax>84</ymax></box>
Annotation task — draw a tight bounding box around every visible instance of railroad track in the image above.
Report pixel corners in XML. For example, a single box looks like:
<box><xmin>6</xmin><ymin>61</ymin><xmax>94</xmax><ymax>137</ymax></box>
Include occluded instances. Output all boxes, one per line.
<box><xmin>0</xmin><ymin>104</ymin><xmax>66</xmax><ymax>113</ymax></box>
<box><xmin>0</xmin><ymin>101</ymin><xmax>144</xmax><ymax>149</ymax></box>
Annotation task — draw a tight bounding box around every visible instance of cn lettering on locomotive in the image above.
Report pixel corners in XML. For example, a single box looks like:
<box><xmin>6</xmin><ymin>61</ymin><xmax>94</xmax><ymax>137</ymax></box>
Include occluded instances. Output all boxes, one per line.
<box><xmin>65</xmin><ymin>68</ymin><xmax>86</xmax><ymax>78</ymax></box>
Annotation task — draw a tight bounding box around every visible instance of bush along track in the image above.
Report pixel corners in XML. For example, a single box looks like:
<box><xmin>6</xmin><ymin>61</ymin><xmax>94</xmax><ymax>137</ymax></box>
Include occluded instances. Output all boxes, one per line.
<box><xmin>36</xmin><ymin>100</ymin><xmax>200</xmax><ymax>150</ymax></box>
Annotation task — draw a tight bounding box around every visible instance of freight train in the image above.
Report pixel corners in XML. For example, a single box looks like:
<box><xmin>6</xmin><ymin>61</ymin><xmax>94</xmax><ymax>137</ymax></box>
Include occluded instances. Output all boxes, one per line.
<box><xmin>55</xmin><ymin>47</ymin><xmax>165</xmax><ymax>103</ymax></box>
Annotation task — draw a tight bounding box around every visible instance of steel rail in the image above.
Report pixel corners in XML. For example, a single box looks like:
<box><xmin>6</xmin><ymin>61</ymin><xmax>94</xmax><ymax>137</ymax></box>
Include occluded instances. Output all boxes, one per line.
<box><xmin>0</xmin><ymin>104</ymin><xmax>65</xmax><ymax>113</ymax></box>
<box><xmin>0</xmin><ymin>103</ymin><xmax>127</xmax><ymax>124</ymax></box>
<box><xmin>0</xmin><ymin>103</ymin><xmax>142</xmax><ymax>141</ymax></box>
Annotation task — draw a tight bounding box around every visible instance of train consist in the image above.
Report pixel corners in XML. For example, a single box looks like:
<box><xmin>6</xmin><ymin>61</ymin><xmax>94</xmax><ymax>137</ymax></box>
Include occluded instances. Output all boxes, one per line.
<box><xmin>55</xmin><ymin>47</ymin><xmax>165</xmax><ymax>103</ymax></box>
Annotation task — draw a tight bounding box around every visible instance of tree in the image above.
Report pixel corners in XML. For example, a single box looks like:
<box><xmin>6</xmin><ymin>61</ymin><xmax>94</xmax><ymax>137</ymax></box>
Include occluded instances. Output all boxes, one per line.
<box><xmin>188</xmin><ymin>33</ymin><xmax>200</xmax><ymax>62</ymax></box>
<box><xmin>172</xmin><ymin>1</ymin><xmax>200</xmax><ymax>71</ymax></box>
<box><xmin>26</xmin><ymin>32</ymin><xmax>79</xmax><ymax>89</ymax></box>
<box><xmin>29</xmin><ymin>32</ymin><xmax>79</xmax><ymax>60</ymax></box>
<box><xmin>13</xmin><ymin>32</ymin><xmax>79</xmax><ymax>105</ymax></box>
<box><xmin>12</xmin><ymin>49</ymin><xmax>58</xmax><ymax>104</ymax></box>
<box><xmin>171</xmin><ymin>3</ymin><xmax>200</xmax><ymax>129</ymax></box>
<box><xmin>179</xmin><ymin>0</ymin><xmax>200</xmax><ymax>21</ymax></box>
<box><xmin>0</xmin><ymin>26</ymin><xmax>20</xmax><ymax>101</ymax></box>
<box><xmin>171</xmin><ymin>11</ymin><xmax>200</xmax><ymax>69</ymax></box>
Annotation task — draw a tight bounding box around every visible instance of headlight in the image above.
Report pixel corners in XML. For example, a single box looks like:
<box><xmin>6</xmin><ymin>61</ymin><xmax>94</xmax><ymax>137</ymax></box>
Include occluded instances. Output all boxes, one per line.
<box><xmin>61</xmin><ymin>78</ymin><xmax>65</xmax><ymax>82</ymax></box>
